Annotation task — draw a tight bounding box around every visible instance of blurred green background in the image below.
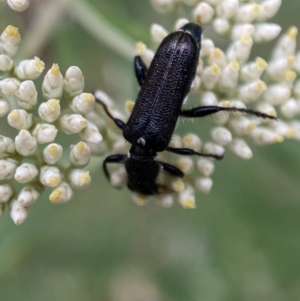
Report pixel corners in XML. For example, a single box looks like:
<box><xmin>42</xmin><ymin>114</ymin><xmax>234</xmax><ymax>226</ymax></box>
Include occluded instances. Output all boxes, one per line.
<box><xmin>1</xmin><ymin>0</ymin><xmax>300</xmax><ymax>300</ymax></box>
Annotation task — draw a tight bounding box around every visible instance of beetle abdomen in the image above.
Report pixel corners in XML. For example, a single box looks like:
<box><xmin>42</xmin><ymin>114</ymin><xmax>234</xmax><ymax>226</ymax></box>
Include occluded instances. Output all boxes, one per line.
<box><xmin>124</xmin><ymin>27</ymin><xmax>200</xmax><ymax>151</ymax></box>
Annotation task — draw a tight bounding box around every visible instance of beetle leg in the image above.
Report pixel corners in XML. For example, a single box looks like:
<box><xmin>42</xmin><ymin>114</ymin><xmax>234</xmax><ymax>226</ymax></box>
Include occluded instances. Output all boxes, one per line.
<box><xmin>158</xmin><ymin>161</ymin><xmax>184</xmax><ymax>177</ymax></box>
<box><xmin>166</xmin><ymin>146</ymin><xmax>223</xmax><ymax>160</ymax></box>
<box><xmin>134</xmin><ymin>56</ymin><xmax>148</xmax><ymax>87</ymax></box>
<box><xmin>103</xmin><ymin>154</ymin><xmax>127</xmax><ymax>182</ymax></box>
<box><xmin>95</xmin><ymin>97</ymin><xmax>126</xmax><ymax>130</ymax></box>
<box><xmin>180</xmin><ymin>106</ymin><xmax>277</xmax><ymax>120</ymax></box>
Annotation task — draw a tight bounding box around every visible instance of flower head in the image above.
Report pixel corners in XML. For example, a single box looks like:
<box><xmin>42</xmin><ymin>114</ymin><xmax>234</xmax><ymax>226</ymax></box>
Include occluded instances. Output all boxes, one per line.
<box><xmin>0</xmin><ymin>25</ymin><xmax>102</xmax><ymax>225</ymax></box>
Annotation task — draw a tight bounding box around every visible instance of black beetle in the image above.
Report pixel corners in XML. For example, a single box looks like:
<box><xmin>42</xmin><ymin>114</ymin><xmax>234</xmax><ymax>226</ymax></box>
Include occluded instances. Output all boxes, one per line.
<box><xmin>96</xmin><ymin>23</ymin><xmax>276</xmax><ymax>195</ymax></box>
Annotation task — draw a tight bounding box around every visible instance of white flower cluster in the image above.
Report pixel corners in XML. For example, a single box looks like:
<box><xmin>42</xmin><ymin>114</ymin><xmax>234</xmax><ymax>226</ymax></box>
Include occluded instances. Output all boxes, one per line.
<box><xmin>97</xmin><ymin>0</ymin><xmax>300</xmax><ymax>209</ymax></box>
<box><xmin>0</xmin><ymin>0</ymin><xmax>29</xmax><ymax>12</ymax></box>
<box><xmin>0</xmin><ymin>25</ymin><xmax>103</xmax><ymax>225</ymax></box>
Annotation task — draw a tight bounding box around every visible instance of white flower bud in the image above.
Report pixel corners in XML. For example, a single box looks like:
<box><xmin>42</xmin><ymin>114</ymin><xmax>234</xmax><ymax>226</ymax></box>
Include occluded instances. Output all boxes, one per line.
<box><xmin>86</xmin><ymin>111</ymin><xmax>105</xmax><ymax>130</ymax></box>
<box><xmin>204</xmin><ymin>142</ymin><xmax>225</xmax><ymax>157</ymax></box>
<box><xmin>110</xmin><ymin>141</ymin><xmax>128</xmax><ymax>157</ymax></box>
<box><xmin>213</xmin><ymin>18</ymin><xmax>230</xmax><ymax>36</ymax></box>
<box><xmin>230</xmin><ymin>139</ymin><xmax>253</xmax><ymax>159</ymax></box>
<box><xmin>43</xmin><ymin>143</ymin><xmax>63</xmax><ymax>165</ymax></box>
<box><xmin>227</xmin><ymin>35</ymin><xmax>253</xmax><ymax>64</ymax></box>
<box><xmin>42</xmin><ymin>64</ymin><xmax>64</xmax><ymax>99</ymax></box>
<box><xmin>253</xmin><ymin>23</ymin><xmax>281</xmax><ymax>43</ymax></box>
<box><xmin>167</xmin><ymin>178</ymin><xmax>185</xmax><ymax>193</ymax></box>
<box><xmin>10</xmin><ymin>200</ymin><xmax>28</xmax><ymax>225</ymax></box>
<box><xmin>69</xmin><ymin>141</ymin><xmax>91</xmax><ymax>166</ymax></box>
<box><xmin>174</xmin><ymin>19</ymin><xmax>189</xmax><ymax>31</ymax></box>
<box><xmin>195</xmin><ymin>177</ymin><xmax>213</xmax><ymax>193</ymax></box>
<box><xmin>216</xmin><ymin>0</ymin><xmax>239</xmax><ymax>19</ymax></box>
<box><xmin>0</xmin><ymin>184</ymin><xmax>13</xmax><ymax>203</ymax></box>
<box><xmin>201</xmin><ymin>64</ymin><xmax>221</xmax><ymax>90</ymax></box>
<box><xmin>71</xmin><ymin>93</ymin><xmax>95</xmax><ymax>115</ymax></box>
<box><xmin>79</xmin><ymin>121</ymin><xmax>103</xmax><ymax>144</ymax></box>
<box><xmin>267</xmin><ymin>56</ymin><xmax>295</xmax><ymax>81</ymax></box>
<box><xmin>201</xmin><ymin>92</ymin><xmax>218</xmax><ymax>106</ymax></box>
<box><xmin>241</xmin><ymin>57</ymin><xmax>268</xmax><ymax>82</ymax></box>
<box><xmin>17</xmin><ymin>186</ymin><xmax>40</xmax><ymax>206</ymax></box>
<box><xmin>270</xmin><ymin>121</ymin><xmax>295</xmax><ymax>138</ymax></box>
<box><xmin>15</xmin><ymin>80</ymin><xmax>38</xmax><ymax>110</ymax></box>
<box><xmin>197</xmin><ymin>158</ymin><xmax>214</xmax><ymax>176</ymax></box>
<box><xmin>14</xmin><ymin>163</ymin><xmax>38</xmax><ymax>183</ymax></box>
<box><xmin>231</xmin><ymin>23</ymin><xmax>255</xmax><ymax>40</ymax></box>
<box><xmin>176</xmin><ymin>157</ymin><xmax>194</xmax><ymax>174</ymax></box>
<box><xmin>0</xmin><ymin>159</ymin><xmax>17</xmax><ymax>180</ymax></box>
<box><xmin>229</xmin><ymin>117</ymin><xmax>256</xmax><ymax>135</ymax></box>
<box><xmin>208</xmin><ymin>48</ymin><xmax>227</xmax><ymax>68</ymax></box>
<box><xmin>15</xmin><ymin>129</ymin><xmax>37</xmax><ymax>156</ymax></box>
<box><xmin>150</xmin><ymin>0</ymin><xmax>175</xmax><ymax>13</ymax></box>
<box><xmin>136</xmin><ymin>42</ymin><xmax>154</xmax><ymax>67</ymax></box>
<box><xmin>40</xmin><ymin>165</ymin><xmax>61</xmax><ymax>187</ymax></box>
<box><xmin>0</xmin><ymin>54</ymin><xmax>13</xmax><ymax>71</ymax></box>
<box><xmin>211</xmin><ymin>127</ymin><xmax>232</xmax><ymax>145</ymax></box>
<box><xmin>178</xmin><ymin>187</ymin><xmax>196</xmax><ymax>209</ymax></box>
<box><xmin>69</xmin><ymin>169</ymin><xmax>91</xmax><ymax>189</ymax></box>
<box><xmin>211</xmin><ymin>109</ymin><xmax>229</xmax><ymax>125</ymax></box>
<box><xmin>259</xmin><ymin>0</ymin><xmax>282</xmax><ymax>20</ymax></box>
<box><xmin>193</xmin><ymin>2</ymin><xmax>214</xmax><ymax>24</ymax></box>
<box><xmin>151</xmin><ymin>24</ymin><xmax>168</xmax><ymax>44</ymax></box>
<box><xmin>0</xmin><ymin>77</ymin><xmax>20</xmax><ymax>95</ymax></box>
<box><xmin>7</xmin><ymin>0</ymin><xmax>30</xmax><ymax>12</ymax></box>
<box><xmin>235</xmin><ymin>3</ymin><xmax>262</xmax><ymax>23</ymax></box>
<box><xmin>190</xmin><ymin>75</ymin><xmax>201</xmax><ymax>91</ymax></box>
<box><xmin>200</xmin><ymin>39</ymin><xmax>215</xmax><ymax>57</ymax></box>
<box><xmin>32</xmin><ymin>123</ymin><xmax>58</xmax><ymax>144</ymax></box>
<box><xmin>0</xmin><ymin>25</ymin><xmax>21</xmax><ymax>57</ymax></box>
<box><xmin>110</xmin><ymin>168</ymin><xmax>127</xmax><ymax>188</ymax></box>
<box><xmin>0</xmin><ymin>135</ymin><xmax>15</xmax><ymax>156</ymax></box>
<box><xmin>251</xmin><ymin>127</ymin><xmax>283</xmax><ymax>145</ymax></box>
<box><xmin>272</xmin><ymin>27</ymin><xmax>298</xmax><ymax>60</ymax></box>
<box><xmin>59</xmin><ymin>114</ymin><xmax>88</xmax><ymax>134</ymax></box>
<box><xmin>132</xmin><ymin>193</ymin><xmax>148</xmax><ymax>206</ymax></box>
<box><xmin>168</xmin><ymin>135</ymin><xmax>182</xmax><ymax>148</ymax></box>
<box><xmin>256</xmin><ymin>103</ymin><xmax>277</xmax><ymax>118</ymax></box>
<box><xmin>239</xmin><ymin>80</ymin><xmax>267</xmax><ymax>103</ymax></box>
<box><xmin>219</xmin><ymin>60</ymin><xmax>239</xmax><ymax>89</ymax></box>
<box><xmin>49</xmin><ymin>182</ymin><xmax>73</xmax><ymax>204</ymax></box>
<box><xmin>264</xmin><ymin>83</ymin><xmax>291</xmax><ymax>105</ymax></box>
<box><xmin>7</xmin><ymin>109</ymin><xmax>32</xmax><ymax>130</ymax></box>
<box><xmin>182</xmin><ymin>134</ymin><xmax>202</xmax><ymax>151</ymax></box>
<box><xmin>156</xmin><ymin>194</ymin><xmax>173</xmax><ymax>208</ymax></box>
<box><xmin>0</xmin><ymin>98</ymin><xmax>9</xmax><ymax>117</ymax></box>
<box><xmin>38</xmin><ymin>99</ymin><xmax>61</xmax><ymax>122</ymax></box>
<box><xmin>280</xmin><ymin>98</ymin><xmax>299</xmax><ymax>119</ymax></box>
<box><xmin>64</xmin><ymin>66</ymin><xmax>85</xmax><ymax>97</ymax></box>
<box><xmin>14</xmin><ymin>57</ymin><xmax>45</xmax><ymax>80</ymax></box>
<box><xmin>196</xmin><ymin>60</ymin><xmax>204</xmax><ymax>75</ymax></box>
